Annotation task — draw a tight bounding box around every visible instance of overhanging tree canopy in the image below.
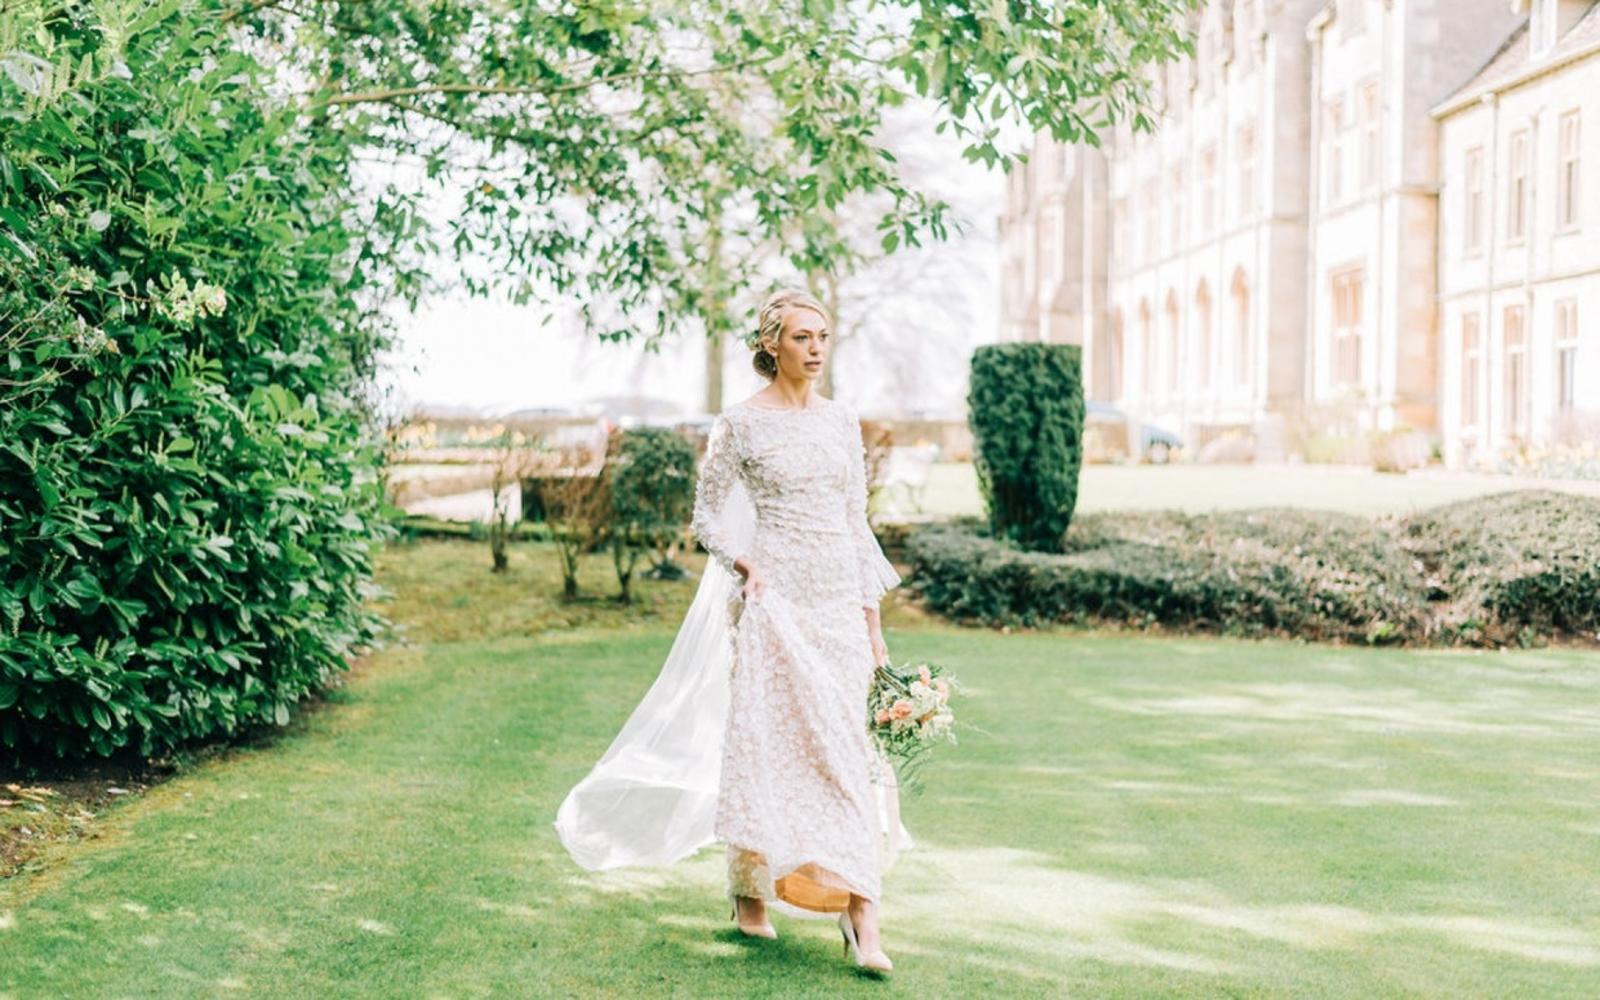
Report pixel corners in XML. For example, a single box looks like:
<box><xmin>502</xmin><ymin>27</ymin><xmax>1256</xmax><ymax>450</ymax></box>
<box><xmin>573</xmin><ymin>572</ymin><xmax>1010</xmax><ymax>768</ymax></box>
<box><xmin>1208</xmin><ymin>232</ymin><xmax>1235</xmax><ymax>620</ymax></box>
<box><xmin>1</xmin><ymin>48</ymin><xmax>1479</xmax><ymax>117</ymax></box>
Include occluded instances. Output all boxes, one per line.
<box><xmin>241</xmin><ymin>0</ymin><xmax>1196</xmax><ymax>341</ymax></box>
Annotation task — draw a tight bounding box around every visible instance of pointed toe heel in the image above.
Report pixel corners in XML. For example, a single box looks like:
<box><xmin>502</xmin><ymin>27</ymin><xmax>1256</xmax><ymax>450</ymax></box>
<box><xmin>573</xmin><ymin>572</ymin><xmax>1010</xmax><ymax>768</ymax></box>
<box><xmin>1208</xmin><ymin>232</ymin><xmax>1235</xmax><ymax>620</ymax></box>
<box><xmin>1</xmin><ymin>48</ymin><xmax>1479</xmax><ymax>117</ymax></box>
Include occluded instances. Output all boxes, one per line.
<box><xmin>729</xmin><ymin>895</ymin><xmax>776</xmax><ymax>939</ymax></box>
<box><xmin>837</xmin><ymin>910</ymin><xmax>893</xmax><ymax>973</ymax></box>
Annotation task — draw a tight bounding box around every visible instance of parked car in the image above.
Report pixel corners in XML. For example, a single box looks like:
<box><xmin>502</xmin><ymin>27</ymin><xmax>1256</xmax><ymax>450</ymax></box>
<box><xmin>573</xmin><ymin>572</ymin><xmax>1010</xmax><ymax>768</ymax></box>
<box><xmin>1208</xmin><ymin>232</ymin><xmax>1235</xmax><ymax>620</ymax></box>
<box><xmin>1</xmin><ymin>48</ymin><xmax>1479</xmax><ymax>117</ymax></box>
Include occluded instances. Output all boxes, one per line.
<box><xmin>1084</xmin><ymin>401</ymin><xmax>1183</xmax><ymax>463</ymax></box>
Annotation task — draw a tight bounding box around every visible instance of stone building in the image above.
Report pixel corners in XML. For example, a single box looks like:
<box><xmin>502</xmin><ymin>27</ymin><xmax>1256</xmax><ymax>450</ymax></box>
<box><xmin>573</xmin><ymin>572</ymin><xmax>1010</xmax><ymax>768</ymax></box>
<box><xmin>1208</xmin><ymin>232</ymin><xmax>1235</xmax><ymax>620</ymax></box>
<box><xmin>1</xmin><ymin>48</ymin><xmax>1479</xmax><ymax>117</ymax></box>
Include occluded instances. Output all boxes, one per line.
<box><xmin>1433</xmin><ymin>0</ymin><xmax>1600</xmax><ymax>466</ymax></box>
<box><xmin>1304</xmin><ymin>0</ymin><xmax>1522</xmax><ymax>434</ymax></box>
<box><xmin>997</xmin><ymin>142</ymin><xmax>1108</xmax><ymax>351</ymax></box>
<box><xmin>999</xmin><ymin>1</ymin><xmax>1328</xmax><ymax>456</ymax></box>
<box><xmin>1102</xmin><ymin>0</ymin><xmax>1329</xmax><ymax>457</ymax></box>
<box><xmin>997</xmin><ymin>0</ymin><xmax>1591</xmax><ymax>467</ymax></box>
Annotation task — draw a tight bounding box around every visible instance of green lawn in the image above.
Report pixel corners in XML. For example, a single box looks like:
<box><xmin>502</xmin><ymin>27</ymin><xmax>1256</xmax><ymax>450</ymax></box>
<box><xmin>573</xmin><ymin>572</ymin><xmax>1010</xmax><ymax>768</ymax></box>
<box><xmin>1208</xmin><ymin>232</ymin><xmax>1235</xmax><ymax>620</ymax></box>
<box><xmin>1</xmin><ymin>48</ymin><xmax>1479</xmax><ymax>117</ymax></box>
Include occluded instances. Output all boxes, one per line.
<box><xmin>3</xmin><ymin>541</ymin><xmax>1599</xmax><ymax>997</ymax></box>
<box><xmin>910</xmin><ymin>462</ymin><xmax>1600</xmax><ymax>519</ymax></box>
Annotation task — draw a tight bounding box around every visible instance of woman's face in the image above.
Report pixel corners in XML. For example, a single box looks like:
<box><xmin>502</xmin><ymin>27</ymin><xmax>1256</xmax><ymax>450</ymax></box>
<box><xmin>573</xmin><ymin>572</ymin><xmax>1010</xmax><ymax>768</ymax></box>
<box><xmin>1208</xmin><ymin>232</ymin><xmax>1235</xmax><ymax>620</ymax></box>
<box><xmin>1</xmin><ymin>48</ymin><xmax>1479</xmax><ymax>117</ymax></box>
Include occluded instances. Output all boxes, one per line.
<box><xmin>769</xmin><ymin>306</ymin><xmax>830</xmax><ymax>381</ymax></box>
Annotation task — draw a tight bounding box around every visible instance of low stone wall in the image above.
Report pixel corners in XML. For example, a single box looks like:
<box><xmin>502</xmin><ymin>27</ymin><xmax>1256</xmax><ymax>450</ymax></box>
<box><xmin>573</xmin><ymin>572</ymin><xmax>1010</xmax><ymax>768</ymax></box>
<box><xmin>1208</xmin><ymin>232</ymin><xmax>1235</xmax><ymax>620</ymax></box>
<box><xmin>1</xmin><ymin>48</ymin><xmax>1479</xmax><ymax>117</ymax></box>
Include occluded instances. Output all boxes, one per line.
<box><xmin>875</xmin><ymin>418</ymin><xmax>974</xmax><ymax>461</ymax></box>
<box><xmin>386</xmin><ymin>464</ymin><xmax>499</xmax><ymax>505</ymax></box>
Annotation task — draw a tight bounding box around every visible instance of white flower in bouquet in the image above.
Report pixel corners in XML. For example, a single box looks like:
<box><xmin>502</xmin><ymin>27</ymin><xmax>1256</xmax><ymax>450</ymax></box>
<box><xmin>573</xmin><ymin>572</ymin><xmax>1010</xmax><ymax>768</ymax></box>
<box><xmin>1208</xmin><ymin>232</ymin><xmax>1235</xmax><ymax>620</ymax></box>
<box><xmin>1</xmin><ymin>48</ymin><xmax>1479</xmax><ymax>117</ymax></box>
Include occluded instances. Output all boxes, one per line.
<box><xmin>866</xmin><ymin>658</ymin><xmax>962</xmax><ymax>793</ymax></box>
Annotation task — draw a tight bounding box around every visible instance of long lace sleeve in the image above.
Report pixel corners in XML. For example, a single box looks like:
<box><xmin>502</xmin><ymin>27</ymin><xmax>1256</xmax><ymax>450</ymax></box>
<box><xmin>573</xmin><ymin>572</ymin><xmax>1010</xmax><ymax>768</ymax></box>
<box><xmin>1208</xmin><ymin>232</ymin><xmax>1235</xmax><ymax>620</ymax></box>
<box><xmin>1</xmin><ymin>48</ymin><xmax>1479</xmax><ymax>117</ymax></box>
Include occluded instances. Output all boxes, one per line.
<box><xmin>691</xmin><ymin>412</ymin><xmax>745</xmax><ymax>578</ymax></box>
<box><xmin>843</xmin><ymin>404</ymin><xmax>902</xmax><ymax>608</ymax></box>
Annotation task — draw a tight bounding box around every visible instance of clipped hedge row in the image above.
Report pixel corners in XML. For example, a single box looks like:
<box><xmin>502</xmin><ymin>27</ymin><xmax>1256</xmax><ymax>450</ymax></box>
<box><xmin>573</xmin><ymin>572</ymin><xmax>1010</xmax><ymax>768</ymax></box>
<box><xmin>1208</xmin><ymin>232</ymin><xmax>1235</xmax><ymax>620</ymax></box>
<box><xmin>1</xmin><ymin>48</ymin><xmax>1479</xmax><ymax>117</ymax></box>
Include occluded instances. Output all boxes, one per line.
<box><xmin>905</xmin><ymin>491</ymin><xmax>1600</xmax><ymax>646</ymax></box>
<box><xmin>1402</xmin><ymin>490</ymin><xmax>1600</xmax><ymax>645</ymax></box>
<box><xmin>907</xmin><ymin>510</ymin><xmax>1427</xmax><ymax>643</ymax></box>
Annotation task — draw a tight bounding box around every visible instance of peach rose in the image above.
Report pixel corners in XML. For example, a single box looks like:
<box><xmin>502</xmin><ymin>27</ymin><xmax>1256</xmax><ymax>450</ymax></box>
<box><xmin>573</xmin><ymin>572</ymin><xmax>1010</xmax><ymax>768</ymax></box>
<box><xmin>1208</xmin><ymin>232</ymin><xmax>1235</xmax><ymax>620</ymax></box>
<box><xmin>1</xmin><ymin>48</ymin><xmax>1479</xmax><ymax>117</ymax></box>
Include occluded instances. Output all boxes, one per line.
<box><xmin>918</xmin><ymin>665</ymin><xmax>931</xmax><ymax>684</ymax></box>
<box><xmin>874</xmin><ymin>708</ymin><xmax>891</xmax><ymax>724</ymax></box>
<box><xmin>891</xmin><ymin>699</ymin><xmax>913</xmax><ymax>720</ymax></box>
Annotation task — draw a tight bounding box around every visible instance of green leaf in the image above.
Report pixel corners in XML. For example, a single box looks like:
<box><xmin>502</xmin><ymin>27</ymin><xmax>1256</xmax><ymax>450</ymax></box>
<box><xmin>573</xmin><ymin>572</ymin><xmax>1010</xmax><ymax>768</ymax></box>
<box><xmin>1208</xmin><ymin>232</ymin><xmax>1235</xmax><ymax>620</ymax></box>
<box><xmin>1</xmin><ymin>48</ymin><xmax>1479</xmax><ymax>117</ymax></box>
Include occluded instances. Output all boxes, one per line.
<box><xmin>0</xmin><ymin>226</ymin><xmax>37</xmax><ymax>262</ymax></box>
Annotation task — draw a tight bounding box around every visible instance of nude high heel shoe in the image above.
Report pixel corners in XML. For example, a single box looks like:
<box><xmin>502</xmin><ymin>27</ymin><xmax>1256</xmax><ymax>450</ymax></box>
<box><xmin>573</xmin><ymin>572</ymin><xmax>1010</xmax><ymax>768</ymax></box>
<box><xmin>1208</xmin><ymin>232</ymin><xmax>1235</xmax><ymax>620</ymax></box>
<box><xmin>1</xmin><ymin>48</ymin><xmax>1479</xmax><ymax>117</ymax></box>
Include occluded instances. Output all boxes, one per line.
<box><xmin>729</xmin><ymin>895</ymin><xmax>777</xmax><ymax>938</ymax></box>
<box><xmin>838</xmin><ymin>908</ymin><xmax>893</xmax><ymax>973</ymax></box>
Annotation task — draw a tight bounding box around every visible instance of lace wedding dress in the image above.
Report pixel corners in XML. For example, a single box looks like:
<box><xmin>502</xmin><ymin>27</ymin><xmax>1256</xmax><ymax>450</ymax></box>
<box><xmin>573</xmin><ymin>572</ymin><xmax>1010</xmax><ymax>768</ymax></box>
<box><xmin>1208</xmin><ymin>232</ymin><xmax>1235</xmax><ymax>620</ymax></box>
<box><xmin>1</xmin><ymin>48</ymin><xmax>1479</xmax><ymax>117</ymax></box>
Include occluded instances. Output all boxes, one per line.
<box><xmin>552</xmin><ymin>394</ymin><xmax>911</xmax><ymax>923</ymax></box>
<box><xmin>691</xmin><ymin>395</ymin><xmax>907</xmax><ymax>918</ymax></box>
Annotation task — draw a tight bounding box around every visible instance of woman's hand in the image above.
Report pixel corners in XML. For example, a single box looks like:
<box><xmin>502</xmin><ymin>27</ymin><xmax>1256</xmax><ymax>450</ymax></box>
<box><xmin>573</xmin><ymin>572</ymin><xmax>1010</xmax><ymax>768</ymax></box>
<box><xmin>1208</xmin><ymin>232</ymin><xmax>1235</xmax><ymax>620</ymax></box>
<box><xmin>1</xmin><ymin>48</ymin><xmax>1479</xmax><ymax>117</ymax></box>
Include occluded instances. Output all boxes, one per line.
<box><xmin>864</xmin><ymin>604</ymin><xmax>889</xmax><ymax>666</ymax></box>
<box><xmin>869</xmin><ymin>630</ymin><xmax>890</xmax><ymax>668</ymax></box>
<box><xmin>734</xmin><ymin>557</ymin><xmax>765</xmax><ymax>603</ymax></box>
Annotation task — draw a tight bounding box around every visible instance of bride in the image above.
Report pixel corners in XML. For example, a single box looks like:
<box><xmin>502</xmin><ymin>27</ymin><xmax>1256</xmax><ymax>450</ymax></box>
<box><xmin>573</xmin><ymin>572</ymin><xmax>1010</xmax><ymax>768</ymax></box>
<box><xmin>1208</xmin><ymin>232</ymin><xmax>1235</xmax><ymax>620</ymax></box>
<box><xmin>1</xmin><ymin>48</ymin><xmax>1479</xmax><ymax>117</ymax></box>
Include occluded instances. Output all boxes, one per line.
<box><xmin>554</xmin><ymin>288</ymin><xmax>908</xmax><ymax>974</ymax></box>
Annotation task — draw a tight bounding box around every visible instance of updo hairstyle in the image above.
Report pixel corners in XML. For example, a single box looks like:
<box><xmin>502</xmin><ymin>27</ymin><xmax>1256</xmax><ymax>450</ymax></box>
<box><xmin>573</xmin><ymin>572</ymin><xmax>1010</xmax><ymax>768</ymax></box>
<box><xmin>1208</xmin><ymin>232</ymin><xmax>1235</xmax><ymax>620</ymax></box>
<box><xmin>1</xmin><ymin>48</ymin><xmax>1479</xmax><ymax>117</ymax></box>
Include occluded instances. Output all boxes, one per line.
<box><xmin>747</xmin><ymin>288</ymin><xmax>830</xmax><ymax>380</ymax></box>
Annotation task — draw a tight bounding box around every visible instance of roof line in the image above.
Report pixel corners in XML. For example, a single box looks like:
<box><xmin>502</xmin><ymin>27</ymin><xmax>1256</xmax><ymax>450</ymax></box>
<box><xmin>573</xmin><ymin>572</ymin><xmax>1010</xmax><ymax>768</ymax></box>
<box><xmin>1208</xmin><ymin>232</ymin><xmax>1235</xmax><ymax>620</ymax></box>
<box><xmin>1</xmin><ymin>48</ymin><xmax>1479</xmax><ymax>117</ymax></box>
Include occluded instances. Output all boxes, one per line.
<box><xmin>1430</xmin><ymin>20</ymin><xmax>1529</xmax><ymax>118</ymax></box>
<box><xmin>1433</xmin><ymin>7</ymin><xmax>1600</xmax><ymax>118</ymax></box>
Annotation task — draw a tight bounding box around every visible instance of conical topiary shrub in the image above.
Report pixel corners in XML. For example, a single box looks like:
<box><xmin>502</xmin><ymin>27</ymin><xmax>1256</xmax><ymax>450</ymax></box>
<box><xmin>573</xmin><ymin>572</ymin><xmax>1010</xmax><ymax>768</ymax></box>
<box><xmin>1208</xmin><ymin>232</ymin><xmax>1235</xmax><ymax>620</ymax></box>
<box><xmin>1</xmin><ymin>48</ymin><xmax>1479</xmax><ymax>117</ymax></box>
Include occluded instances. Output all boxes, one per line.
<box><xmin>966</xmin><ymin>343</ymin><xmax>1085</xmax><ymax>553</ymax></box>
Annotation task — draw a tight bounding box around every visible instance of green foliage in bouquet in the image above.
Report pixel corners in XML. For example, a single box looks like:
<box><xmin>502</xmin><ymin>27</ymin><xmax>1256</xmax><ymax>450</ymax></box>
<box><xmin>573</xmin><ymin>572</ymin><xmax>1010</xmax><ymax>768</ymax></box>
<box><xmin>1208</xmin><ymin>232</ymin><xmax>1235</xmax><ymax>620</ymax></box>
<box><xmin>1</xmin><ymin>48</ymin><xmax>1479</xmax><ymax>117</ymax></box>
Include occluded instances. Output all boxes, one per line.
<box><xmin>966</xmin><ymin>343</ymin><xmax>1085</xmax><ymax>553</ymax></box>
<box><xmin>0</xmin><ymin>4</ymin><xmax>407</xmax><ymax>759</ymax></box>
<box><xmin>867</xmin><ymin>659</ymin><xmax>959</xmax><ymax>794</ymax></box>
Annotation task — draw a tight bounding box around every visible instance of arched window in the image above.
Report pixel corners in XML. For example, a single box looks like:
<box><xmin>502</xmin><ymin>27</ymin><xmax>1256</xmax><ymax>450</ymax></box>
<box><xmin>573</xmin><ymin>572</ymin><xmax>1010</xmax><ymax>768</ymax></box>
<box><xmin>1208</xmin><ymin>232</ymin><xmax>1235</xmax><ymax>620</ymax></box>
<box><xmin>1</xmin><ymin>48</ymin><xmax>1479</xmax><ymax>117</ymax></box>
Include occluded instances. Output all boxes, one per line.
<box><xmin>1139</xmin><ymin>301</ymin><xmax>1154</xmax><ymax>396</ymax></box>
<box><xmin>1164</xmin><ymin>291</ymin><xmax>1181</xmax><ymax>393</ymax></box>
<box><xmin>1194</xmin><ymin>280</ymin><xmax>1212</xmax><ymax>388</ymax></box>
<box><xmin>1231</xmin><ymin>269</ymin><xmax>1251</xmax><ymax>386</ymax></box>
<box><xmin>1108</xmin><ymin>311</ymin><xmax>1126</xmax><ymax>402</ymax></box>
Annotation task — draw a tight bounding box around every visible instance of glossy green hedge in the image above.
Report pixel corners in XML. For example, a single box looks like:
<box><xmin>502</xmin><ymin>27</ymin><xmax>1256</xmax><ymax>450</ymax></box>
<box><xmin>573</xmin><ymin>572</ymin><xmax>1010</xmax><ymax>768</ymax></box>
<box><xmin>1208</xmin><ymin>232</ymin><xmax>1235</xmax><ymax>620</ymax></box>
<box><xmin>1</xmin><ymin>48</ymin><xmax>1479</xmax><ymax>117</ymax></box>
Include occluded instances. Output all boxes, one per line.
<box><xmin>606</xmin><ymin>428</ymin><xmax>698</xmax><ymax>548</ymax></box>
<box><xmin>0</xmin><ymin>5</ymin><xmax>394</xmax><ymax>758</ymax></box>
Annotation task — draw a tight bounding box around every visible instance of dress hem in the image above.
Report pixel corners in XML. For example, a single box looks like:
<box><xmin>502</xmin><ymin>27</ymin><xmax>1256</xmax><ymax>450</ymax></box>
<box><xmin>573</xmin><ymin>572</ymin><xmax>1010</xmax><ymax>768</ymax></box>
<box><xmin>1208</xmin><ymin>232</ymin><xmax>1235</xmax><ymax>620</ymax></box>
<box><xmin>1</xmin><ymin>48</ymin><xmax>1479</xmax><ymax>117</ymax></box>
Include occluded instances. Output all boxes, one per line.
<box><xmin>719</xmin><ymin>837</ymin><xmax>878</xmax><ymax>915</ymax></box>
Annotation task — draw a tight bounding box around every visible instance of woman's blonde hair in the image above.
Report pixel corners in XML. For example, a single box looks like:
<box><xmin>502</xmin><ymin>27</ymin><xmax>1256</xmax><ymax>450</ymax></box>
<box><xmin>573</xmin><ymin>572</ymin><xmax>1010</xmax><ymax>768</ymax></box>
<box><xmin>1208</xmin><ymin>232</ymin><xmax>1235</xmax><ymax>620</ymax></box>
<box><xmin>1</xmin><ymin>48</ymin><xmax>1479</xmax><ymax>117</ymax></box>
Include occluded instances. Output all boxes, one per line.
<box><xmin>747</xmin><ymin>288</ymin><xmax>830</xmax><ymax>380</ymax></box>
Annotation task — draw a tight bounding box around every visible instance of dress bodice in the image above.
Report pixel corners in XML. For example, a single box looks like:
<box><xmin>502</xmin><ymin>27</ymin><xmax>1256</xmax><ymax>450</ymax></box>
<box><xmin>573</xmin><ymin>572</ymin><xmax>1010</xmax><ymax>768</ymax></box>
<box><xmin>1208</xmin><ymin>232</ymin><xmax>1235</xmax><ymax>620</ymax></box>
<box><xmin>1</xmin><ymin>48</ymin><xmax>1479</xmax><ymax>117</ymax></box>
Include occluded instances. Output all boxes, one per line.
<box><xmin>691</xmin><ymin>396</ymin><xmax>900</xmax><ymax>611</ymax></box>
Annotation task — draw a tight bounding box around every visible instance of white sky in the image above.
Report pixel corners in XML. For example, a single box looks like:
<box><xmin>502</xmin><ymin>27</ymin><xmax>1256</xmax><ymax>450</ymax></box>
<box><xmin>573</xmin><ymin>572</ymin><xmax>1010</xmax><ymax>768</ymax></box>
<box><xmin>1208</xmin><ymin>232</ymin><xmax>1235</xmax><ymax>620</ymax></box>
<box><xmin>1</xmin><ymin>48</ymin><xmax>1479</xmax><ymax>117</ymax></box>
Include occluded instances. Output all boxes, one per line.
<box><xmin>381</xmin><ymin>295</ymin><xmax>711</xmax><ymax>415</ymax></box>
<box><xmin>376</xmin><ymin>103</ymin><xmax>1010</xmax><ymax>421</ymax></box>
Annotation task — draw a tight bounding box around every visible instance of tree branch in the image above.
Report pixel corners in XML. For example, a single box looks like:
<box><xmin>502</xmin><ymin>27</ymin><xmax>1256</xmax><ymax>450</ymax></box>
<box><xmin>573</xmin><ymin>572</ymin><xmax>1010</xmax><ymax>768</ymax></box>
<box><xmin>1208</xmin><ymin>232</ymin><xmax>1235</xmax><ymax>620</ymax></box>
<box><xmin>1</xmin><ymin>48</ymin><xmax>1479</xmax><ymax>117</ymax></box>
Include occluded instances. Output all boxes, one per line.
<box><xmin>307</xmin><ymin>52</ymin><xmax>777</xmax><ymax>108</ymax></box>
<box><xmin>220</xmin><ymin>0</ymin><xmax>299</xmax><ymax>24</ymax></box>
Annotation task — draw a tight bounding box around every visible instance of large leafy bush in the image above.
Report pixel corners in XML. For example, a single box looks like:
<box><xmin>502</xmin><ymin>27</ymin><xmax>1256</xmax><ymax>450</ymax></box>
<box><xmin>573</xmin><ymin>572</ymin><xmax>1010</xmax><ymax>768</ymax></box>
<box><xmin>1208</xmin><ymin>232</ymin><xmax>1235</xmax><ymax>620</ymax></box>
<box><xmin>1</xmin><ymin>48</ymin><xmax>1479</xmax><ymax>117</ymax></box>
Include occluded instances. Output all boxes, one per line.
<box><xmin>0</xmin><ymin>4</ymin><xmax>399</xmax><ymax>758</ymax></box>
<box><xmin>966</xmin><ymin>343</ymin><xmax>1085</xmax><ymax>553</ymax></box>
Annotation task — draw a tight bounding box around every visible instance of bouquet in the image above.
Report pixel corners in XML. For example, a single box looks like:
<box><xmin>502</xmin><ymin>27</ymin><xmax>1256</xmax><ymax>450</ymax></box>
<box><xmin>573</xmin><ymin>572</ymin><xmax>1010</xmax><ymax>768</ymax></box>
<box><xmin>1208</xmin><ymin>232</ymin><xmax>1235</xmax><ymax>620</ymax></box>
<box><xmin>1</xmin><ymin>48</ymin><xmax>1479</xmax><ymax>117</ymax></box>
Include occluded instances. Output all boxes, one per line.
<box><xmin>866</xmin><ymin>659</ymin><xmax>959</xmax><ymax>792</ymax></box>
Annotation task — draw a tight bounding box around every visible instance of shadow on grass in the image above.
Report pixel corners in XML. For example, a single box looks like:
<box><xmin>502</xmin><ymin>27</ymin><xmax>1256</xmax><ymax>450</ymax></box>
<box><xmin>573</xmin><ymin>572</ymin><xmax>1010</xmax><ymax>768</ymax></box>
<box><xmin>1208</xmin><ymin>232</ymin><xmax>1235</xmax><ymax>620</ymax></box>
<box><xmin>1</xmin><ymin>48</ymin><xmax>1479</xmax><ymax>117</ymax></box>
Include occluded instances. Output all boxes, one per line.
<box><xmin>539</xmin><ymin>835</ymin><xmax>1600</xmax><ymax>997</ymax></box>
<box><xmin>1088</xmin><ymin>678</ymin><xmax>1600</xmax><ymax>739</ymax></box>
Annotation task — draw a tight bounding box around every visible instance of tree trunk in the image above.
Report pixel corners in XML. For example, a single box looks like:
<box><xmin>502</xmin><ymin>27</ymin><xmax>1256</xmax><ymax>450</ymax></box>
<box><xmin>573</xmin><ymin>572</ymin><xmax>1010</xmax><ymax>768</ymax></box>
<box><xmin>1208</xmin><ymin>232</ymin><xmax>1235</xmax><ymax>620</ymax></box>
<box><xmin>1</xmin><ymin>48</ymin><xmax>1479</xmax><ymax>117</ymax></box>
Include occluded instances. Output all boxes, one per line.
<box><xmin>703</xmin><ymin>210</ymin><xmax>726</xmax><ymax>414</ymax></box>
<box><xmin>490</xmin><ymin>529</ymin><xmax>509</xmax><ymax>573</ymax></box>
<box><xmin>811</xmin><ymin>268</ymin><xmax>841</xmax><ymax>398</ymax></box>
<box><xmin>704</xmin><ymin>325</ymin><xmax>723</xmax><ymax>415</ymax></box>
<box><xmin>612</xmin><ymin>536</ymin><xmax>636</xmax><ymax>604</ymax></box>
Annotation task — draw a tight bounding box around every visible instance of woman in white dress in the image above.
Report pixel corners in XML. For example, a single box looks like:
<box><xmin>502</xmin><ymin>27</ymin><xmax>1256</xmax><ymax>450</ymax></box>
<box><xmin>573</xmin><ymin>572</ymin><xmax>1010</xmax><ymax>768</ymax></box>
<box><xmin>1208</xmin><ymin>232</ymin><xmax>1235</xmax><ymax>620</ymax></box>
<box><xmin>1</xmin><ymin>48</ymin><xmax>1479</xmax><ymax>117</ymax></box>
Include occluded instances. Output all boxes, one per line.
<box><xmin>691</xmin><ymin>289</ymin><xmax>902</xmax><ymax>972</ymax></box>
<box><xmin>553</xmin><ymin>287</ymin><xmax>904</xmax><ymax>973</ymax></box>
